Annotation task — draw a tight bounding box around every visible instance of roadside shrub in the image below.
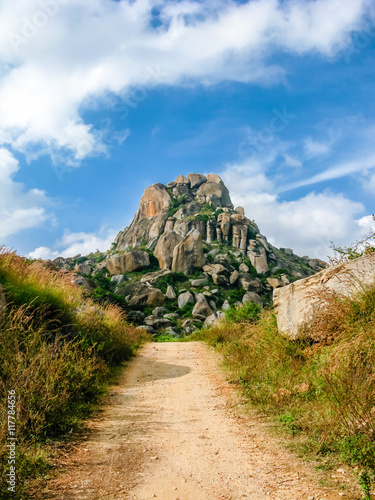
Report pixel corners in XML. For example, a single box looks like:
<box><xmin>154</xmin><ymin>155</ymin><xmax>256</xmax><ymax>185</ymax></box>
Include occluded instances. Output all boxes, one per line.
<box><xmin>0</xmin><ymin>248</ymin><xmax>149</xmax><ymax>497</ymax></box>
<box><xmin>199</xmin><ymin>279</ymin><xmax>375</xmax><ymax>498</ymax></box>
<box><xmin>224</xmin><ymin>301</ymin><xmax>261</xmax><ymax>323</ymax></box>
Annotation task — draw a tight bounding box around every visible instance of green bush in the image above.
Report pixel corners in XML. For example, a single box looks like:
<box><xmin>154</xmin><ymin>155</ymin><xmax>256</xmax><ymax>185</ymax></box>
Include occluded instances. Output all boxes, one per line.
<box><xmin>71</xmin><ymin>256</ymin><xmax>88</xmax><ymax>267</ymax></box>
<box><xmin>180</xmin><ymin>302</ymin><xmax>194</xmax><ymax>318</ymax></box>
<box><xmin>199</xmin><ymin>282</ymin><xmax>375</xmax><ymax>498</ymax></box>
<box><xmin>154</xmin><ymin>272</ymin><xmax>186</xmax><ymax>294</ymax></box>
<box><xmin>224</xmin><ymin>301</ymin><xmax>261</xmax><ymax>323</ymax></box>
<box><xmin>197</xmin><ymin>203</ymin><xmax>215</xmax><ymax>224</ymax></box>
<box><xmin>168</xmin><ymin>195</ymin><xmax>186</xmax><ymax>217</ymax></box>
<box><xmin>227</xmin><ymin>288</ymin><xmax>246</xmax><ymax>304</ymax></box>
<box><xmin>243</xmin><ymin>258</ymin><xmax>258</xmax><ymax>277</ymax></box>
<box><xmin>0</xmin><ymin>249</ymin><xmax>148</xmax><ymax>497</ymax></box>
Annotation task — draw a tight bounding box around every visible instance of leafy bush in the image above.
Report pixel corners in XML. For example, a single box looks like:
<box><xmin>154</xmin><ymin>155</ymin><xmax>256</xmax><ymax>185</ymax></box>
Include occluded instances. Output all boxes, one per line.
<box><xmin>73</xmin><ymin>256</ymin><xmax>88</xmax><ymax>266</ymax></box>
<box><xmin>330</xmin><ymin>216</ymin><xmax>375</xmax><ymax>264</ymax></box>
<box><xmin>154</xmin><ymin>272</ymin><xmax>186</xmax><ymax>294</ymax></box>
<box><xmin>168</xmin><ymin>195</ymin><xmax>186</xmax><ymax>217</ymax></box>
<box><xmin>227</xmin><ymin>288</ymin><xmax>246</xmax><ymax>304</ymax></box>
<box><xmin>224</xmin><ymin>301</ymin><xmax>261</xmax><ymax>323</ymax></box>
<box><xmin>243</xmin><ymin>257</ymin><xmax>258</xmax><ymax>277</ymax></box>
<box><xmin>180</xmin><ymin>301</ymin><xmax>194</xmax><ymax>318</ymax></box>
<box><xmin>269</xmin><ymin>267</ymin><xmax>290</xmax><ymax>278</ymax></box>
<box><xmin>156</xmin><ymin>333</ymin><xmax>181</xmax><ymax>342</ymax></box>
<box><xmin>197</xmin><ymin>203</ymin><xmax>215</xmax><ymax>224</ymax></box>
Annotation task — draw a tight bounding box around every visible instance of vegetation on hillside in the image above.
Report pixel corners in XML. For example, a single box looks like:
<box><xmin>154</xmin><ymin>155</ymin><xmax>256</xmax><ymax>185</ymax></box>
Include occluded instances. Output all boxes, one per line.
<box><xmin>194</xmin><ymin>256</ymin><xmax>375</xmax><ymax>499</ymax></box>
<box><xmin>330</xmin><ymin>215</ymin><xmax>375</xmax><ymax>264</ymax></box>
<box><xmin>0</xmin><ymin>248</ymin><xmax>149</xmax><ymax>499</ymax></box>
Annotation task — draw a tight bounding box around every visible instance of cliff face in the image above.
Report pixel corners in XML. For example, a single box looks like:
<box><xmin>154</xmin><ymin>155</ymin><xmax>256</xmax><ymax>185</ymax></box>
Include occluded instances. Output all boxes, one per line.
<box><xmin>113</xmin><ymin>173</ymin><xmax>276</xmax><ymax>275</ymax></box>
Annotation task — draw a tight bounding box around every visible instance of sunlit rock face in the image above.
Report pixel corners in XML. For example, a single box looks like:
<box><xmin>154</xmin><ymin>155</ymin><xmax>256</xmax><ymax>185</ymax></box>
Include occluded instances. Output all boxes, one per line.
<box><xmin>113</xmin><ymin>173</ymin><xmax>272</xmax><ymax>272</ymax></box>
<box><xmin>111</xmin><ymin>172</ymin><xmax>325</xmax><ymax>279</ymax></box>
<box><xmin>138</xmin><ymin>183</ymin><xmax>171</xmax><ymax>219</ymax></box>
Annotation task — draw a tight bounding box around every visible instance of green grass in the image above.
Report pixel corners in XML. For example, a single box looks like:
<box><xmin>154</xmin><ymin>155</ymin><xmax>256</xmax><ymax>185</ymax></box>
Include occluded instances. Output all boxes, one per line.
<box><xmin>194</xmin><ymin>281</ymin><xmax>375</xmax><ymax>498</ymax></box>
<box><xmin>0</xmin><ymin>249</ymin><xmax>149</xmax><ymax>498</ymax></box>
<box><xmin>155</xmin><ymin>333</ymin><xmax>186</xmax><ymax>342</ymax></box>
<box><xmin>224</xmin><ymin>301</ymin><xmax>261</xmax><ymax>323</ymax></box>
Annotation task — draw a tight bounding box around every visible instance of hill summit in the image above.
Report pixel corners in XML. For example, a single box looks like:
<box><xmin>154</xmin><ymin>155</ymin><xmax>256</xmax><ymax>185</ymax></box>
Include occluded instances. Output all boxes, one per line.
<box><xmin>112</xmin><ymin>173</ymin><xmax>322</xmax><ymax>276</ymax></box>
<box><xmin>52</xmin><ymin>173</ymin><xmax>325</xmax><ymax>336</ymax></box>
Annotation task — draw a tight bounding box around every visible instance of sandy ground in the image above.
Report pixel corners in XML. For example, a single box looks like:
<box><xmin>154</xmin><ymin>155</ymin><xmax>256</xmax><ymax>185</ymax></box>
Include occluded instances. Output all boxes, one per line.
<box><xmin>40</xmin><ymin>342</ymin><xmax>355</xmax><ymax>500</ymax></box>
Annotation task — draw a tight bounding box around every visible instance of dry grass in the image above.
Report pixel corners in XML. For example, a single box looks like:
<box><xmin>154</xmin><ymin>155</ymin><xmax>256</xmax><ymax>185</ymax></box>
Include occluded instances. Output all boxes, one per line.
<box><xmin>0</xmin><ymin>248</ymin><xmax>149</xmax><ymax>499</ymax></box>
<box><xmin>195</xmin><ymin>282</ymin><xmax>375</xmax><ymax>498</ymax></box>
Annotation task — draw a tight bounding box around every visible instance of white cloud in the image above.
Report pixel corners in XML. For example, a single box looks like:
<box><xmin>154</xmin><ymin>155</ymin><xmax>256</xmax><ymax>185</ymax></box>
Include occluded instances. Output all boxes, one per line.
<box><xmin>361</xmin><ymin>171</ymin><xmax>375</xmax><ymax>194</ymax></box>
<box><xmin>0</xmin><ymin>148</ymin><xmax>50</xmax><ymax>239</ymax></box>
<box><xmin>221</xmin><ymin>159</ymin><xmax>368</xmax><ymax>259</ymax></box>
<box><xmin>0</xmin><ymin>0</ymin><xmax>371</xmax><ymax>160</ymax></box>
<box><xmin>28</xmin><ymin>226</ymin><xmax>118</xmax><ymax>260</ymax></box>
<box><xmin>303</xmin><ymin>137</ymin><xmax>332</xmax><ymax>158</ymax></box>
<box><xmin>282</xmin><ymin>152</ymin><xmax>375</xmax><ymax>192</ymax></box>
<box><xmin>358</xmin><ymin>214</ymin><xmax>375</xmax><ymax>232</ymax></box>
<box><xmin>28</xmin><ymin>246</ymin><xmax>59</xmax><ymax>260</ymax></box>
<box><xmin>283</xmin><ymin>154</ymin><xmax>302</xmax><ymax>168</ymax></box>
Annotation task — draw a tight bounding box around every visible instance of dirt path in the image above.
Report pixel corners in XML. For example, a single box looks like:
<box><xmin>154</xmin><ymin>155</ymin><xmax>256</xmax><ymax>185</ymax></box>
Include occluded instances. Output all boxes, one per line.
<box><xmin>41</xmin><ymin>342</ymin><xmax>353</xmax><ymax>499</ymax></box>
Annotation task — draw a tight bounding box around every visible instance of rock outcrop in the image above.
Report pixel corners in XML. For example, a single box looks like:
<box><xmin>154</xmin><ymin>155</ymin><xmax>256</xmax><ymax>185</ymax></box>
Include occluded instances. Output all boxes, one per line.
<box><xmin>111</xmin><ymin>172</ymin><xmax>321</xmax><ymax>281</ymax></box>
<box><xmin>111</xmin><ymin>173</ymin><xmax>272</xmax><ymax>270</ymax></box>
<box><xmin>154</xmin><ymin>231</ymin><xmax>183</xmax><ymax>269</ymax></box>
<box><xmin>178</xmin><ymin>291</ymin><xmax>195</xmax><ymax>309</ymax></box>
<box><xmin>71</xmin><ymin>276</ymin><xmax>99</xmax><ymax>293</ymax></box>
<box><xmin>49</xmin><ymin>172</ymin><xmax>326</xmax><ymax>338</ymax></box>
<box><xmin>105</xmin><ymin>251</ymin><xmax>150</xmax><ymax>275</ymax></box>
<box><xmin>171</xmin><ymin>229</ymin><xmax>205</xmax><ymax>275</ymax></box>
<box><xmin>274</xmin><ymin>253</ymin><xmax>375</xmax><ymax>339</ymax></box>
<box><xmin>192</xmin><ymin>294</ymin><xmax>214</xmax><ymax>319</ymax></box>
<box><xmin>114</xmin><ymin>183</ymin><xmax>171</xmax><ymax>251</ymax></box>
<box><xmin>116</xmin><ymin>282</ymin><xmax>165</xmax><ymax>309</ymax></box>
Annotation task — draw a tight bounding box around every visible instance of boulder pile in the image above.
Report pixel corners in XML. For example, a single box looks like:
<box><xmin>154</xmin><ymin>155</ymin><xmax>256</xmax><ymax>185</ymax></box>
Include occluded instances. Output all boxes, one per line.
<box><xmin>51</xmin><ymin>173</ymin><xmax>326</xmax><ymax>336</ymax></box>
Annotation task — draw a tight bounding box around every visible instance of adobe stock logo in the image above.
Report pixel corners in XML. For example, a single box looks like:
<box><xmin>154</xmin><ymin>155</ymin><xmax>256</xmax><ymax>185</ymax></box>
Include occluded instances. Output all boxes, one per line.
<box><xmin>342</xmin><ymin>22</ymin><xmax>375</xmax><ymax>64</ymax></box>
<box><xmin>8</xmin><ymin>0</ymin><xmax>71</xmax><ymax>52</ymax></box>
<box><xmin>238</xmin><ymin>107</ymin><xmax>296</xmax><ymax>158</ymax></box>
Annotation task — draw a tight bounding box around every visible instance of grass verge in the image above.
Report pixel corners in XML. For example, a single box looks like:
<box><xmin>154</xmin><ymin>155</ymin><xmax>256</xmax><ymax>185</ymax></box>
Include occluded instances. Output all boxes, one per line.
<box><xmin>193</xmin><ymin>284</ymin><xmax>375</xmax><ymax>499</ymax></box>
<box><xmin>0</xmin><ymin>249</ymin><xmax>149</xmax><ymax>499</ymax></box>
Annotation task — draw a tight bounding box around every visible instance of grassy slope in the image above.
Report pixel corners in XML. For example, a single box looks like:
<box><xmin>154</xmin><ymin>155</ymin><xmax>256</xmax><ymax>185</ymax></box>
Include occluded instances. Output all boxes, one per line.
<box><xmin>193</xmin><ymin>280</ymin><xmax>375</xmax><ymax>499</ymax></box>
<box><xmin>0</xmin><ymin>249</ymin><xmax>149</xmax><ymax>499</ymax></box>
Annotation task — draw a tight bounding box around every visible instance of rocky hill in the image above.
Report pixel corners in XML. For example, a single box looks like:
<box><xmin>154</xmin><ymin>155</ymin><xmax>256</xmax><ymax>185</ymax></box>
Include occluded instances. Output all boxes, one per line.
<box><xmin>51</xmin><ymin>173</ymin><xmax>326</xmax><ymax>337</ymax></box>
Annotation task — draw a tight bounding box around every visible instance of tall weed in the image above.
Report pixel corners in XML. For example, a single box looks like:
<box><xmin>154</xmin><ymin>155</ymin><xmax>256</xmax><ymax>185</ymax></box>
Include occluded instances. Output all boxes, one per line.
<box><xmin>0</xmin><ymin>249</ymin><xmax>149</xmax><ymax>498</ymax></box>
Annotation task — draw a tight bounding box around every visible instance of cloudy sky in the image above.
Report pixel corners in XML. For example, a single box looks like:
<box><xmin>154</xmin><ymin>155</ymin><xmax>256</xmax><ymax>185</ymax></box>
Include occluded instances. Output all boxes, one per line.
<box><xmin>1</xmin><ymin>0</ymin><xmax>375</xmax><ymax>261</ymax></box>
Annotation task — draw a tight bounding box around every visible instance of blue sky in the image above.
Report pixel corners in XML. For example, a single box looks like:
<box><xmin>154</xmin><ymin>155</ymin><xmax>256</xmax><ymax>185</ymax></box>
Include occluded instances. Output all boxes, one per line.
<box><xmin>1</xmin><ymin>0</ymin><xmax>375</xmax><ymax>260</ymax></box>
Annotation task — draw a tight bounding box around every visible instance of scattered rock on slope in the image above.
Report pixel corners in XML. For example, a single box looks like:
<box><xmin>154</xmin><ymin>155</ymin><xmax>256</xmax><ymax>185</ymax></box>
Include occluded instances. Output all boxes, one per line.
<box><xmin>154</xmin><ymin>231</ymin><xmax>183</xmax><ymax>269</ymax></box>
<box><xmin>47</xmin><ymin>172</ymin><xmax>327</xmax><ymax>337</ymax></box>
<box><xmin>106</xmin><ymin>251</ymin><xmax>150</xmax><ymax>275</ymax></box>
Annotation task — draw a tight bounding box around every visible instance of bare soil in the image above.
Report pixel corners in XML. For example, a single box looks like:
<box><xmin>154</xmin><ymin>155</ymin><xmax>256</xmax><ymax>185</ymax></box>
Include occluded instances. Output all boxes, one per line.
<box><xmin>40</xmin><ymin>342</ymin><xmax>357</xmax><ymax>499</ymax></box>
